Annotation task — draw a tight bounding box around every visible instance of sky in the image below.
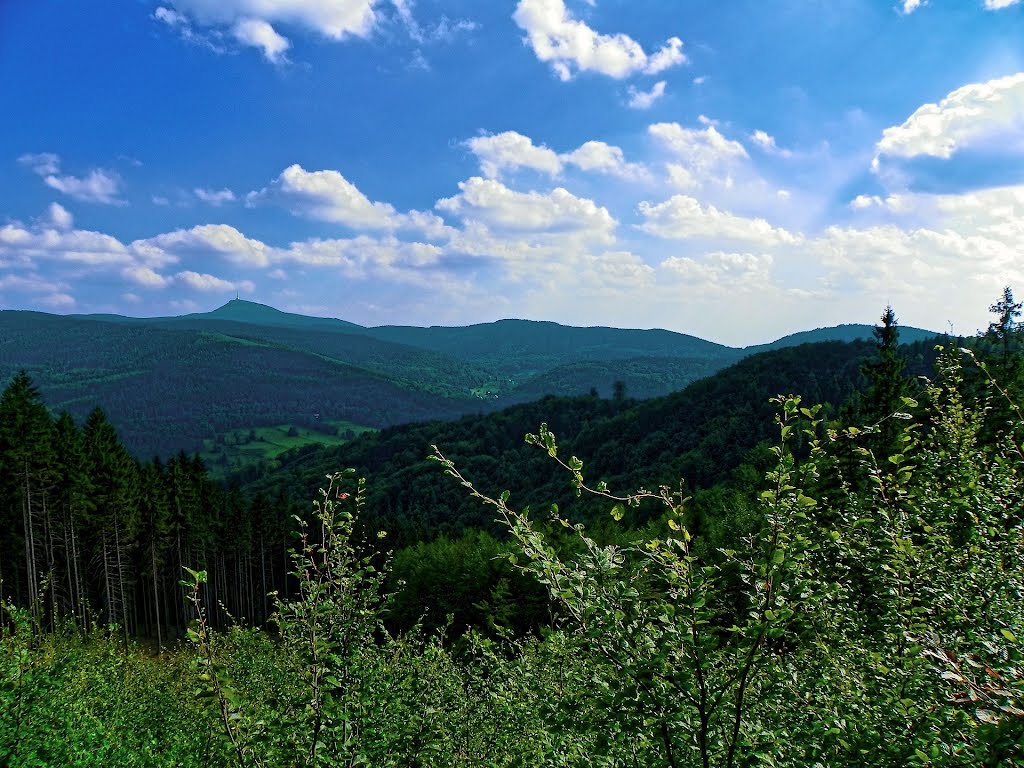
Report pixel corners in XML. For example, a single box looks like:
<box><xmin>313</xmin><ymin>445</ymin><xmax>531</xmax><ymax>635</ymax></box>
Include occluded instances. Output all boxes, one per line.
<box><xmin>1</xmin><ymin>0</ymin><xmax>1023</xmax><ymax>345</ymax></box>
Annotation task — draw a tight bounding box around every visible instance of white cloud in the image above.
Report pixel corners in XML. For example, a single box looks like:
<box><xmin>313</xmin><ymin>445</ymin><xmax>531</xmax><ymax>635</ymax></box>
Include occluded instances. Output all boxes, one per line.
<box><xmin>644</xmin><ymin>37</ymin><xmax>685</xmax><ymax>74</ymax></box>
<box><xmin>562</xmin><ymin>141</ymin><xmax>647</xmax><ymax>179</ymax></box>
<box><xmin>232</xmin><ymin>17</ymin><xmax>290</xmax><ymax>61</ymax></box>
<box><xmin>512</xmin><ymin>0</ymin><xmax>685</xmax><ymax>80</ymax></box>
<box><xmin>18</xmin><ymin>153</ymin><xmax>60</xmax><ymax>176</ymax></box>
<box><xmin>247</xmin><ymin>164</ymin><xmax>400</xmax><ymax>229</ymax></box>
<box><xmin>195</xmin><ymin>187</ymin><xmax>237</xmax><ymax>205</ymax></box>
<box><xmin>47</xmin><ymin>203</ymin><xmax>73</xmax><ymax>230</ymax></box>
<box><xmin>39</xmin><ymin>292</ymin><xmax>76</xmax><ymax>308</ymax></box>
<box><xmin>284</xmin><ymin>236</ymin><xmax>443</xmax><ymax>274</ymax></box>
<box><xmin>146</xmin><ymin>224</ymin><xmax>274</xmax><ymax>267</ymax></box>
<box><xmin>984</xmin><ymin>0</ymin><xmax>1020</xmax><ymax>8</ymax></box>
<box><xmin>850</xmin><ymin>194</ymin><xmax>882</xmax><ymax>210</ymax></box>
<box><xmin>901</xmin><ymin>0</ymin><xmax>924</xmax><ymax>14</ymax></box>
<box><xmin>177</xmin><ymin>270</ymin><xmax>256</xmax><ymax>292</ymax></box>
<box><xmin>160</xmin><ymin>0</ymin><xmax>378</xmax><ymax>40</ymax></box>
<box><xmin>247</xmin><ymin>164</ymin><xmax>448</xmax><ymax>237</ymax></box>
<box><xmin>465</xmin><ymin>132</ymin><xmax>562</xmax><ymax>178</ymax></box>
<box><xmin>874</xmin><ymin>72</ymin><xmax>1024</xmax><ymax>164</ymax></box>
<box><xmin>44</xmin><ymin>169</ymin><xmax>123</xmax><ymax>205</ymax></box>
<box><xmin>393</xmin><ymin>0</ymin><xmax>477</xmax><ymax>45</ymax></box>
<box><xmin>465</xmin><ymin>131</ymin><xmax>647</xmax><ymax>181</ymax></box>
<box><xmin>750</xmin><ymin>130</ymin><xmax>793</xmax><ymax>158</ymax></box>
<box><xmin>0</xmin><ymin>273</ymin><xmax>69</xmax><ymax>294</ymax></box>
<box><xmin>123</xmin><ymin>265</ymin><xmax>172</xmax><ymax>287</ymax></box>
<box><xmin>155</xmin><ymin>0</ymin><xmax>381</xmax><ymax>61</ymax></box>
<box><xmin>437</xmin><ymin>176</ymin><xmax>616</xmax><ymax>236</ymax></box>
<box><xmin>154</xmin><ymin>6</ymin><xmax>188</xmax><ymax>26</ymax></box>
<box><xmin>649</xmin><ymin>122</ymin><xmax>749</xmax><ymax>185</ymax></box>
<box><xmin>661</xmin><ymin>251</ymin><xmax>774</xmax><ymax>290</ymax></box>
<box><xmin>627</xmin><ymin>80</ymin><xmax>666</xmax><ymax>109</ymax></box>
<box><xmin>0</xmin><ymin>224</ymin><xmax>133</xmax><ymax>265</ymax></box>
<box><xmin>638</xmin><ymin>195</ymin><xmax>802</xmax><ymax>246</ymax></box>
<box><xmin>19</xmin><ymin>153</ymin><xmax>124</xmax><ymax>204</ymax></box>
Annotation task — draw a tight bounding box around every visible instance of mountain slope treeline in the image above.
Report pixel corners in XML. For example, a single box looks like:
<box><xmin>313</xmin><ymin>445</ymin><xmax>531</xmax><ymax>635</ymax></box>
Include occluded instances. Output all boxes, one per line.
<box><xmin>2</xmin><ymin>300</ymin><xmax>941</xmax><ymax>462</ymax></box>
<box><xmin>0</xmin><ymin>329</ymin><xmax>936</xmax><ymax>641</ymax></box>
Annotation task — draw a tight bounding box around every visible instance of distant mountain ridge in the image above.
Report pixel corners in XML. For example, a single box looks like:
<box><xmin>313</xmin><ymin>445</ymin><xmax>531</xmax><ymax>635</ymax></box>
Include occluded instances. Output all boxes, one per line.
<box><xmin>1</xmin><ymin>300</ymin><xmax>944</xmax><ymax>461</ymax></box>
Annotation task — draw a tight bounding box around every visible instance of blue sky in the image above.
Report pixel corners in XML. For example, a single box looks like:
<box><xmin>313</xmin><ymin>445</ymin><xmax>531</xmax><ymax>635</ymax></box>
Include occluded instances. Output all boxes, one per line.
<box><xmin>1</xmin><ymin>0</ymin><xmax>1023</xmax><ymax>345</ymax></box>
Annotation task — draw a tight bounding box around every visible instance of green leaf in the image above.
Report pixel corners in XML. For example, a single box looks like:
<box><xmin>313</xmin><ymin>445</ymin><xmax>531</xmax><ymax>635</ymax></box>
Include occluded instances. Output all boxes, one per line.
<box><xmin>610</xmin><ymin>503</ymin><xmax>625</xmax><ymax>522</ymax></box>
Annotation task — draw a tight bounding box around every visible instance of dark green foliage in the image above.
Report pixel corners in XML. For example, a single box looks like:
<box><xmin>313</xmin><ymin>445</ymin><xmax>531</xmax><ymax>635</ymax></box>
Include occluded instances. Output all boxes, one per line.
<box><xmin>0</xmin><ymin>303</ymin><xmax>942</xmax><ymax>464</ymax></box>
<box><xmin>0</xmin><ymin>299</ymin><xmax>1018</xmax><ymax>767</ymax></box>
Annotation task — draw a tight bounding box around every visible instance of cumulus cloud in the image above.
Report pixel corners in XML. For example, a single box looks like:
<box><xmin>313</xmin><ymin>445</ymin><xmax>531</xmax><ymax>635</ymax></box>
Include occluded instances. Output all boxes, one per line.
<box><xmin>155</xmin><ymin>0</ymin><xmax>378</xmax><ymax>61</ymax></box>
<box><xmin>0</xmin><ymin>224</ymin><xmax>134</xmax><ymax>266</ymax></box>
<box><xmin>177</xmin><ymin>270</ymin><xmax>256</xmax><ymax>292</ymax></box>
<box><xmin>231</xmin><ymin>18</ymin><xmax>290</xmax><ymax>62</ymax></box>
<box><xmin>662</xmin><ymin>251</ymin><xmax>774</xmax><ymax>289</ymax></box>
<box><xmin>649</xmin><ymin>122</ymin><xmax>749</xmax><ymax>186</ymax></box>
<box><xmin>562</xmin><ymin>141</ymin><xmax>647</xmax><ymax>179</ymax></box>
<box><xmin>638</xmin><ymin>195</ymin><xmax>802</xmax><ymax>246</ymax></box>
<box><xmin>122</xmin><ymin>265</ymin><xmax>173</xmax><ymax>288</ymax></box>
<box><xmin>146</xmin><ymin>224</ymin><xmax>274</xmax><ymax>267</ymax></box>
<box><xmin>247</xmin><ymin>164</ymin><xmax>400</xmax><ymax>229</ymax></box>
<box><xmin>512</xmin><ymin>0</ymin><xmax>685</xmax><ymax>80</ymax></box>
<box><xmin>194</xmin><ymin>187</ymin><xmax>237</xmax><ymax>205</ymax></box>
<box><xmin>44</xmin><ymin>169</ymin><xmax>123</xmax><ymax>205</ymax></box>
<box><xmin>750</xmin><ymin>130</ymin><xmax>793</xmax><ymax>158</ymax></box>
<box><xmin>437</xmin><ymin>176</ymin><xmax>616</xmax><ymax>237</ymax></box>
<box><xmin>283</xmin><ymin>236</ymin><xmax>443</xmax><ymax>274</ymax></box>
<box><xmin>984</xmin><ymin>0</ymin><xmax>1020</xmax><ymax>8</ymax></box>
<box><xmin>901</xmin><ymin>0</ymin><xmax>925</xmax><ymax>14</ymax></box>
<box><xmin>874</xmin><ymin>72</ymin><xmax>1024</xmax><ymax>165</ymax></box>
<box><xmin>627</xmin><ymin>80</ymin><xmax>666</xmax><ymax>109</ymax></box>
<box><xmin>47</xmin><ymin>203</ymin><xmax>74</xmax><ymax>230</ymax></box>
<box><xmin>18</xmin><ymin>153</ymin><xmax>124</xmax><ymax>204</ymax></box>
<box><xmin>466</xmin><ymin>132</ymin><xmax>562</xmax><ymax>178</ymax></box>
<box><xmin>247</xmin><ymin>164</ymin><xmax>449</xmax><ymax>237</ymax></box>
<box><xmin>0</xmin><ymin>208</ymin><xmax>187</xmax><ymax>305</ymax></box>
<box><xmin>465</xmin><ymin>131</ymin><xmax>647</xmax><ymax>180</ymax></box>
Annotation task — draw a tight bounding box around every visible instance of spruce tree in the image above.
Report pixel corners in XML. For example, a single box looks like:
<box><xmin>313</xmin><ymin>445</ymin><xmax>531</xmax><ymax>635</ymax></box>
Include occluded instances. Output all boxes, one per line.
<box><xmin>52</xmin><ymin>411</ymin><xmax>96</xmax><ymax>629</ymax></box>
<box><xmin>861</xmin><ymin>306</ymin><xmax>912</xmax><ymax>463</ymax></box>
<box><xmin>0</xmin><ymin>371</ymin><xmax>56</xmax><ymax>617</ymax></box>
<box><xmin>84</xmin><ymin>407</ymin><xmax>140</xmax><ymax>644</ymax></box>
<box><xmin>986</xmin><ymin>285</ymin><xmax>1022</xmax><ymax>365</ymax></box>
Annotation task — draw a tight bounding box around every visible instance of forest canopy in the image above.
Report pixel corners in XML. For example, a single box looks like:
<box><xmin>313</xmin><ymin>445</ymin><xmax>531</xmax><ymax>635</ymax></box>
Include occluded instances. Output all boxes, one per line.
<box><xmin>0</xmin><ymin>292</ymin><xmax>1022</xmax><ymax>766</ymax></box>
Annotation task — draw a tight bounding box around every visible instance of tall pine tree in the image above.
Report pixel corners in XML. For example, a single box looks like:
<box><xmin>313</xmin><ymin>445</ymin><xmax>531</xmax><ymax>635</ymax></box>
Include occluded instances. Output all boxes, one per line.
<box><xmin>0</xmin><ymin>372</ymin><xmax>56</xmax><ymax>619</ymax></box>
<box><xmin>861</xmin><ymin>306</ymin><xmax>912</xmax><ymax>463</ymax></box>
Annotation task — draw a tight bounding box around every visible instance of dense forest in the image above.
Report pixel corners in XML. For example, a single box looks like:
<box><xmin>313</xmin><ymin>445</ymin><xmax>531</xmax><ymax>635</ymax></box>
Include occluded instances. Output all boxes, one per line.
<box><xmin>0</xmin><ymin>300</ymin><xmax>940</xmax><ymax>460</ymax></box>
<box><xmin>1</xmin><ymin>293</ymin><xmax>1022</xmax><ymax>766</ymax></box>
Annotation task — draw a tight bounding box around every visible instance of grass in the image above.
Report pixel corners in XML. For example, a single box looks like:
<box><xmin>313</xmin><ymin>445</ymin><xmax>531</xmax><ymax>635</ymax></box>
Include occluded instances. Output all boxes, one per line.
<box><xmin>200</xmin><ymin>420</ymin><xmax>376</xmax><ymax>476</ymax></box>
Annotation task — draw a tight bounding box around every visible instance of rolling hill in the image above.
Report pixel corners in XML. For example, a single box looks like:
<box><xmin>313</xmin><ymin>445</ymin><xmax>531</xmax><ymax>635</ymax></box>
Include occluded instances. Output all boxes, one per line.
<box><xmin>1</xmin><ymin>300</ymin><xmax>943</xmax><ymax>463</ymax></box>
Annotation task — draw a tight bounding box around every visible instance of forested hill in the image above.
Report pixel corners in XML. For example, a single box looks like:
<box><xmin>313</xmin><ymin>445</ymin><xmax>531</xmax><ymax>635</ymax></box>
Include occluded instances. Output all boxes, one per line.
<box><xmin>747</xmin><ymin>322</ymin><xmax>942</xmax><ymax>352</ymax></box>
<box><xmin>1</xmin><ymin>300</ymin><xmax>943</xmax><ymax>461</ymax></box>
<box><xmin>0</xmin><ymin>310</ymin><xmax>486</xmax><ymax>459</ymax></box>
<box><xmin>240</xmin><ymin>336</ymin><xmax>944</xmax><ymax>547</ymax></box>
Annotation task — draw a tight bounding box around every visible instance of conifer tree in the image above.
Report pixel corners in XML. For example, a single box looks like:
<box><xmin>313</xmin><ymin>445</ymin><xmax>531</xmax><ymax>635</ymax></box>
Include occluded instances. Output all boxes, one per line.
<box><xmin>986</xmin><ymin>285</ymin><xmax>1022</xmax><ymax>365</ymax></box>
<box><xmin>0</xmin><ymin>371</ymin><xmax>56</xmax><ymax>618</ymax></box>
<box><xmin>137</xmin><ymin>459</ymin><xmax>170</xmax><ymax>648</ymax></box>
<box><xmin>861</xmin><ymin>306</ymin><xmax>912</xmax><ymax>462</ymax></box>
<box><xmin>84</xmin><ymin>407</ymin><xmax>140</xmax><ymax>643</ymax></box>
<box><xmin>52</xmin><ymin>411</ymin><xmax>95</xmax><ymax>629</ymax></box>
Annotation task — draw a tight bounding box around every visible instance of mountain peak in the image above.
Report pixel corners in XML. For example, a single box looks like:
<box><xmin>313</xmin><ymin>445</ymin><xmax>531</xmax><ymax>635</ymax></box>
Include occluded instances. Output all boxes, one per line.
<box><xmin>201</xmin><ymin>300</ymin><xmax>363</xmax><ymax>331</ymax></box>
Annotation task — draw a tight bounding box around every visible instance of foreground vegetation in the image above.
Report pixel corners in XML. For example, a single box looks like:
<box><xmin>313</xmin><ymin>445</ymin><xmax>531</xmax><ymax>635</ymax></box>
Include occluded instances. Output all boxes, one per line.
<box><xmin>1</xmin><ymin>296</ymin><xmax>1022</xmax><ymax>765</ymax></box>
